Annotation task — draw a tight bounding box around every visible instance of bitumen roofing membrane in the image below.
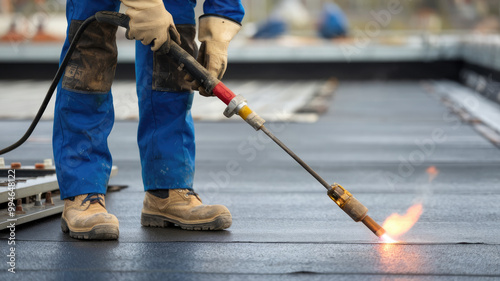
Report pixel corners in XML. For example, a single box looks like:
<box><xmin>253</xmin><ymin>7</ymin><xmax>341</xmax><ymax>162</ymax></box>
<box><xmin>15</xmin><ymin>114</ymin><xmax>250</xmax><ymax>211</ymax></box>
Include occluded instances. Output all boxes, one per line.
<box><xmin>1</xmin><ymin>81</ymin><xmax>499</xmax><ymax>280</ymax></box>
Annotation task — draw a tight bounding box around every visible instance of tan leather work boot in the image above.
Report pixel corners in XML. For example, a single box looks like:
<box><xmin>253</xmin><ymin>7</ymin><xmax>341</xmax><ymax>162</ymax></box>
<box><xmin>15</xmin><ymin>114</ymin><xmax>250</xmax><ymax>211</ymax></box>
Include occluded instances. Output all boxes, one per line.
<box><xmin>141</xmin><ymin>189</ymin><xmax>232</xmax><ymax>230</ymax></box>
<box><xmin>61</xmin><ymin>194</ymin><xmax>119</xmax><ymax>240</ymax></box>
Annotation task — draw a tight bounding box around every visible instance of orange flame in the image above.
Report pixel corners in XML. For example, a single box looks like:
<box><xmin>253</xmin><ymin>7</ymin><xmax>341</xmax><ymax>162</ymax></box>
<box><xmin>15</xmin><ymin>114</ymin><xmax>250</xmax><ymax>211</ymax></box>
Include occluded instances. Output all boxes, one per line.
<box><xmin>381</xmin><ymin>203</ymin><xmax>423</xmax><ymax>238</ymax></box>
<box><xmin>426</xmin><ymin>165</ymin><xmax>438</xmax><ymax>175</ymax></box>
<box><xmin>426</xmin><ymin>166</ymin><xmax>439</xmax><ymax>183</ymax></box>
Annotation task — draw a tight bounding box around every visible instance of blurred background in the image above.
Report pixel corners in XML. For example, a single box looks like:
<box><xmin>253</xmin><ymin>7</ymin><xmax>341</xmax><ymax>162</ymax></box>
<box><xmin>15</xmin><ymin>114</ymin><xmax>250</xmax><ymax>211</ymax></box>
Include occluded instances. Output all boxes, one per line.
<box><xmin>1</xmin><ymin>0</ymin><xmax>500</xmax><ymax>119</ymax></box>
<box><xmin>1</xmin><ymin>0</ymin><xmax>500</xmax><ymax>41</ymax></box>
<box><xmin>1</xmin><ymin>0</ymin><xmax>499</xmax><ymax>78</ymax></box>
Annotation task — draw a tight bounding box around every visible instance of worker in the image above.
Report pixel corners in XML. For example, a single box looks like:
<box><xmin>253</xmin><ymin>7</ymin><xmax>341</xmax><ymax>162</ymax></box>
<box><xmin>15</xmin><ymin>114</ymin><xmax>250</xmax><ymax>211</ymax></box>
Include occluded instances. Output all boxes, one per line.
<box><xmin>54</xmin><ymin>0</ymin><xmax>244</xmax><ymax>240</ymax></box>
<box><xmin>318</xmin><ymin>2</ymin><xmax>348</xmax><ymax>39</ymax></box>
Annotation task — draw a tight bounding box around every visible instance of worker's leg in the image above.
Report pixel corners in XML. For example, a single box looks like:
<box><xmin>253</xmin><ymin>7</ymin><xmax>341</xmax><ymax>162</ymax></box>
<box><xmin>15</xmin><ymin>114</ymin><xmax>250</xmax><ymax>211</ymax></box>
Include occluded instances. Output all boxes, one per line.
<box><xmin>53</xmin><ymin>0</ymin><xmax>120</xmax><ymax>239</ymax></box>
<box><xmin>136</xmin><ymin>0</ymin><xmax>231</xmax><ymax>230</ymax></box>
<box><xmin>135</xmin><ymin>0</ymin><xmax>197</xmax><ymax>191</ymax></box>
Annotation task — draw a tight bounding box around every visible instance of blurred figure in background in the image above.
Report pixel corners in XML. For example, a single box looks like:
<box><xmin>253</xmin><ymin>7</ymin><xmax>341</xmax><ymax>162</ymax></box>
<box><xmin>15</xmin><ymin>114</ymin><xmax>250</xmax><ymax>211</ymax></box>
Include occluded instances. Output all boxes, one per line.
<box><xmin>252</xmin><ymin>0</ymin><xmax>310</xmax><ymax>39</ymax></box>
<box><xmin>317</xmin><ymin>1</ymin><xmax>348</xmax><ymax>39</ymax></box>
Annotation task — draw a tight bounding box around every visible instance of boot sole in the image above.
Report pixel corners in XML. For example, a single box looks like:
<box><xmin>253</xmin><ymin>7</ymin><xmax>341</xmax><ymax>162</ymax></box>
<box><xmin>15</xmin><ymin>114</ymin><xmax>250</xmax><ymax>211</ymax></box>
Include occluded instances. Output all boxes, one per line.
<box><xmin>141</xmin><ymin>213</ymin><xmax>232</xmax><ymax>231</ymax></box>
<box><xmin>61</xmin><ymin>218</ymin><xmax>119</xmax><ymax>240</ymax></box>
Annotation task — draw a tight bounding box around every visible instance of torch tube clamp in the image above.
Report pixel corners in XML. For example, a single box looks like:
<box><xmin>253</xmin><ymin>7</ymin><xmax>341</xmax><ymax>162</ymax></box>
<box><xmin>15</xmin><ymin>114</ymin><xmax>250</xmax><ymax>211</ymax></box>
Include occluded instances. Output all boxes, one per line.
<box><xmin>223</xmin><ymin>95</ymin><xmax>247</xmax><ymax>118</ymax></box>
<box><xmin>327</xmin><ymin>183</ymin><xmax>368</xmax><ymax>222</ymax></box>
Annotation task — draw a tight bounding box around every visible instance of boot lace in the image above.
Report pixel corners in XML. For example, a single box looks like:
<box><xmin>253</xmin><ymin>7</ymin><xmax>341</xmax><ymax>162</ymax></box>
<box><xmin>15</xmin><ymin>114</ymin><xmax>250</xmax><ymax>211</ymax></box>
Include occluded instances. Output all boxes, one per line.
<box><xmin>81</xmin><ymin>193</ymin><xmax>105</xmax><ymax>208</ymax></box>
<box><xmin>186</xmin><ymin>190</ymin><xmax>202</xmax><ymax>202</ymax></box>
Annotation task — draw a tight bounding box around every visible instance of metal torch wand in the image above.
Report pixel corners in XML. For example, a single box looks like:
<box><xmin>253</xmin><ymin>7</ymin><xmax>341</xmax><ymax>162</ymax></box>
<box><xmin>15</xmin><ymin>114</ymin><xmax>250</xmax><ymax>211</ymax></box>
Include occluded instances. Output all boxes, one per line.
<box><xmin>95</xmin><ymin>11</ymin><xmax>387</xmax><ymax>238</ymax></box>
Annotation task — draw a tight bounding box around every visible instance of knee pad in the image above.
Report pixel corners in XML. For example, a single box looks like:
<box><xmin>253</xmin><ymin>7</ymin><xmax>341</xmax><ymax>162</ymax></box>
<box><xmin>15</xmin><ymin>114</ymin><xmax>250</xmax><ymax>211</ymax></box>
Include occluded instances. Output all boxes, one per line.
<box><xmin>153</xmin><ymin>24</ymin><xmax>198</xmax><ymax>92</ymax></box>
<box><xmin>62</xmin><ymin>20</ymin><xmax>118</xmax><ymax>93</ymax></box>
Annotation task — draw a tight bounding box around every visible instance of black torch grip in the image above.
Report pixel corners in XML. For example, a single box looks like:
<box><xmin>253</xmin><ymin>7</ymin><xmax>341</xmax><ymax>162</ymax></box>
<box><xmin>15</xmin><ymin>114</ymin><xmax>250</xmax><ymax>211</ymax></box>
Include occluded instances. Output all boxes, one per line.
<box><xmin>161</xmin><ymin>42</ymin><xmax>220</xmax><ymax>94</ymax></box>
<box><xmin>95</xmin><ymin>11</ymin><xmax>130</xmax><ymax>29</ymax></box>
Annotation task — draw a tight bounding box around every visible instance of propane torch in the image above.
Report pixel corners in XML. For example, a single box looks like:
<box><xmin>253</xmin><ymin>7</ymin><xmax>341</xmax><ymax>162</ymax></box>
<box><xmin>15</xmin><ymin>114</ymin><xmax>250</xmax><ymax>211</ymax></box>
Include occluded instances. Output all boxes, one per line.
<box><xmin>98</xmin><ymin>12</ymin><xmax>388</xmax><ymax>238</ymax></box>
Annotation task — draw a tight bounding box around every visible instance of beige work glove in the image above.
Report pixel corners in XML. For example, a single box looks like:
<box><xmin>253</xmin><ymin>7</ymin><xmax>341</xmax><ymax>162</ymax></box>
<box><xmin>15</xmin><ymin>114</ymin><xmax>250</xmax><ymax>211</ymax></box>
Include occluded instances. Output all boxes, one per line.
<box><xmin>121</xmin><ymin>0</ymin><xmax>181</xmax><ymax>51</ymax></box>
<box><xmin>189</xmin><ymin>15</ymin><xmax>241</xmax><ymax>96</ymax></box>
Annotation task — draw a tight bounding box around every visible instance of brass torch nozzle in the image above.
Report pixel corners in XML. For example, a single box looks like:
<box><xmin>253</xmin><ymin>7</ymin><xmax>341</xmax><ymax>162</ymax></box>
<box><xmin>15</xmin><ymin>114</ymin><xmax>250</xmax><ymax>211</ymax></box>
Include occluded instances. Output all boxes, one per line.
<box><xmin>361</xmin><ymin>215</ymin><xmax>386</xmax><ymax>237</ymax></box>
<box><xmin>327</xmin><ymin>184</ymin><xmax>386</xmax><ymax>238</ymax></box>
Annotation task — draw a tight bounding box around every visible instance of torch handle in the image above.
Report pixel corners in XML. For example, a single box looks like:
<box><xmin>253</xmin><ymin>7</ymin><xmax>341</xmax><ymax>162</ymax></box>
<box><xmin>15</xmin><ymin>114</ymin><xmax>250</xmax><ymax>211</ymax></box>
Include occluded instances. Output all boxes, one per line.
<box><xmin>94</xmin><ymin>11</ymin><xmax>235</xmax><ymax>105</ymax></box>
<box><xmin>95</xmin><ymin>11</ymin><xmax>130</xmax><ymax>29</ymax></box>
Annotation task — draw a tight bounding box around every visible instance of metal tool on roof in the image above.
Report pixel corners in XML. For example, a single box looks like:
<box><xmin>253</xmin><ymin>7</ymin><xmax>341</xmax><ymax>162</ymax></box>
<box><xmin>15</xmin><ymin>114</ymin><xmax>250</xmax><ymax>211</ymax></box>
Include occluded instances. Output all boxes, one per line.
<box><xmin>0</xmin><ymin>11</ymin><xmax>387</xmax><ymax>239</ymax></box>
<box><xmin>0</xmin><ymin>158</ymin><xmax>119</xmax><ymax>229</ymax></box>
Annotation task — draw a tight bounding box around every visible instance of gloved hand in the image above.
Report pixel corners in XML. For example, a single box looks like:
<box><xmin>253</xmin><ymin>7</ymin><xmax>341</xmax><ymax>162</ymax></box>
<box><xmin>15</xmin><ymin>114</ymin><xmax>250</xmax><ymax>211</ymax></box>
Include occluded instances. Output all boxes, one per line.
<box><xmin>188</xmin><ymin>15</ymin><xmax>241</xmax><ymax>96</ymax></box>
<box><xmin>121</xmin><ymin>0</ymin><xmax>180</xmax><ymax>51</ymax></box>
